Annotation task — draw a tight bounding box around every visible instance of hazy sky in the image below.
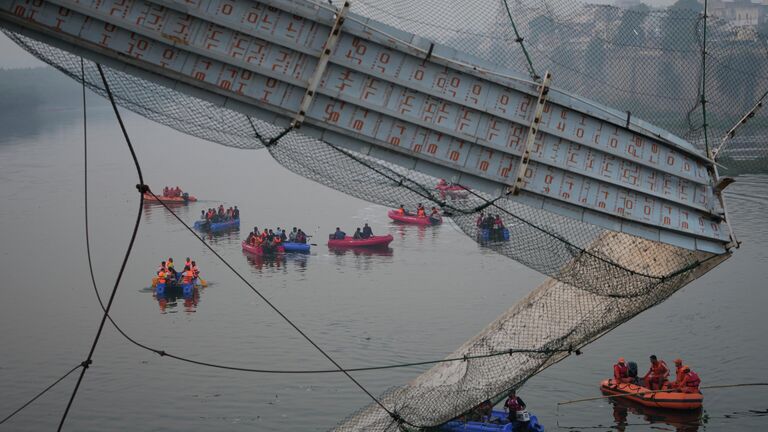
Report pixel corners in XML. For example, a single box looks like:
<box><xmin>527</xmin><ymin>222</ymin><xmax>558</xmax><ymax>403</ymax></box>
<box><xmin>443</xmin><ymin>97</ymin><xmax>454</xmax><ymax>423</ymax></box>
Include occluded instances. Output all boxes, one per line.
<box><xmin>0</xmin><ymin>0</ymin><xmax>680</xmax><ymax>69</ymax></box>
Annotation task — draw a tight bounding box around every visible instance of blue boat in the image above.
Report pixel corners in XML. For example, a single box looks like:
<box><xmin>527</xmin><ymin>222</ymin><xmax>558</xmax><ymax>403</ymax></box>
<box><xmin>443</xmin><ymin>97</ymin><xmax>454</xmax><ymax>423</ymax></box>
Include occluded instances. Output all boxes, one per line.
<box><xmin>479</xmin><ymin>228</ymin><xmax>510</xmax><ymax>242</ymax></box>
<box><xmin>441</xmin><ymin>410</ymin><xmax>544</xmax><ymax>432</ymax></box>
<box><xmin>194</xmin><ymin>218</ymin><xmax>239</xmax><ymax>232</ymax></box>
<box><xmin>283</xmin><ymin>242</ymin><xmax>310</xmax><ymax>253</ymax></box>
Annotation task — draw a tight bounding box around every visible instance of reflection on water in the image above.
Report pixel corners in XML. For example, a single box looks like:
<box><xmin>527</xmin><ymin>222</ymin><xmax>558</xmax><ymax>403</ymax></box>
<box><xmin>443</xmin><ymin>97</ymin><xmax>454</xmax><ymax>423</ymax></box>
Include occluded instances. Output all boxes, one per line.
<box><xmin>608</xmin><ymin>398</ymin><xmax>703</xmax><ymax>432</ymax></box>
<box><xmin>152</xmin><ymin>285</ymin><xmax>202</xmax><ymax>314</ymax></box>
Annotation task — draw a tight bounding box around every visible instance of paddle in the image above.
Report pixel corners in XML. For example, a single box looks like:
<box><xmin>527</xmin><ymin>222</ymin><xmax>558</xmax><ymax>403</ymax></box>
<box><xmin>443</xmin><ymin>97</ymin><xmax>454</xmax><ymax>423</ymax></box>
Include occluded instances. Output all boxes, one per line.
<box><xmin>198</xmin><ymin>277</ymin><xmax>208</xmax><ymax>287</ymax></box>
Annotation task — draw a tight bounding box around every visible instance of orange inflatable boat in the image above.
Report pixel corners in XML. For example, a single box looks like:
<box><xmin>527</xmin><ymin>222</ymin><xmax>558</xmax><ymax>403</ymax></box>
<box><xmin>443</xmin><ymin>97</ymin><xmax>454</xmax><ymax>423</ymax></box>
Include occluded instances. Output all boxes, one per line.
<box><xmin>600</xmin><ymin>379</ymin><xmax>703</xmax><ymax>410</ymax></box>
<box><xmin>143</xmin><ymin>192</ymin><xmax>197</xmax><ymax>203</ymax></box>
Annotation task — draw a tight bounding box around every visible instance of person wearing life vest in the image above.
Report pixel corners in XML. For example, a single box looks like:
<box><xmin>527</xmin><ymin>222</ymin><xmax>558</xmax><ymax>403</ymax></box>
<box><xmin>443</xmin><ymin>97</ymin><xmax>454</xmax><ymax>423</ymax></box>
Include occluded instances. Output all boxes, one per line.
<box><xmin>669</xmin><ymin>358</ymin><xmax>685</xmax><ymax>389</ymax></box>
<box><xmin>185</xmin><ymin>257</ymin><xmax>192</xmax><ymax>269</ymax></box>
<box><xmin>504</xmin><ymin>390</ymin><xmax>530</xmax><ymax>431</ymax></box>
<box><xmin>157</xmin><ymin>261</ymin><xmax>167</xmax><ymax>274</ymax></box>
<box><xmin>191</xmin><ymin>261</ymin><xmax>200</xmax><ymax>281</ymax></box>
<box><xmin>397</xmin><ymin>205</ymin><xmax>406</xmax><ymax>215</ymax></box>
<box><xmin>181</xmin><ymin>265</ymin><xmax>194</xmax><ymax>285</ymax></box>
<box><xmin>416</xmin><ymin>203</ymin><xmax>426</xmax><ymax>217</ymax></box>
<box><xmin>613</xmin><ymin>357</ymin><xmax>633</xmax><ymax>384</ymax></box>
<box><xmin>163</xmin><ymin>186</ymin><xmax>169</xmax><ymax>197</ymax></box>
<box><xmin>679</xmin><ymin>365</ymin><xmax>701</xmax><ymax>393</ymax></box>
<box><xmin>643</xmin><ymin>355</ymin><xmax>669</xmax><ymax>390</ymax></box>
<box><xmin>156</xmin><ymin>268</ymin><xmax>167</xmax><ymax>286</ymax></box>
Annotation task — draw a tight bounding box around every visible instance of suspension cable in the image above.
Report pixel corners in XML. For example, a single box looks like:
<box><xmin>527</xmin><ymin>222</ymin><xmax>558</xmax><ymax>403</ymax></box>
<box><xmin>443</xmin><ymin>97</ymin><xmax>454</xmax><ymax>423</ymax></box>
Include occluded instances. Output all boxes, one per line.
<box><xmin>56</xmin><ymin>62</ymin><xmax>146</xmax><ymax>432</ymax></box>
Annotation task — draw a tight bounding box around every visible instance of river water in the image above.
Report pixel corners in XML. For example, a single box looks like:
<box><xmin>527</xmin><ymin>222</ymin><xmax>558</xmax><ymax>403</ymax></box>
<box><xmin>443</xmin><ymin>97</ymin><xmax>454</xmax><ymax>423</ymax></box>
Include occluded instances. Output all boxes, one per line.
<box><xmin>0</xmin><ymin>101</ymin><xmax>766</xmax><ymax>432</ymax></box>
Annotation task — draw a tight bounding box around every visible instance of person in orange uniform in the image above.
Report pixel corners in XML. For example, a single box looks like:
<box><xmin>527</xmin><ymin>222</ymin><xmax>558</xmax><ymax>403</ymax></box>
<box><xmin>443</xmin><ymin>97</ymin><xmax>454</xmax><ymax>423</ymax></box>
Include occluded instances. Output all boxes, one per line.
<box><xmin>416</xmin><ymin>203</ymin><xmax>426</xmax><ymax>217</ymax></box>
<box><xmin>397</xmin><ymin>205</ymin><xmax>406</xmax><ymax>215</ymax></box>
<box><xmin>613</xmin><ymin>358</ymin><xmax>633</xmax><ymax>384</ymax></box>
<box><xmin>180</xmin><ymin>265</ymin><xmax>194</xmax><ymax>285</ymax></box>
<box><xmin>642</xmin><ymin>355</ymin><xmax>669</xmax><ymax>390</ymax></box>
<box><xmin>670</xmin><ymin>358</ymin><xmax>685</xmax><ymax>389</ymax></box>
<box><xmin>679</xmin><ymin>365</ymin><xmax>701</xmax><ymax>393</ymax></box>
<box><xmin>191</xmin><ymin>261</ymin><xmax>200</xmax><ymax>283</ymax></box>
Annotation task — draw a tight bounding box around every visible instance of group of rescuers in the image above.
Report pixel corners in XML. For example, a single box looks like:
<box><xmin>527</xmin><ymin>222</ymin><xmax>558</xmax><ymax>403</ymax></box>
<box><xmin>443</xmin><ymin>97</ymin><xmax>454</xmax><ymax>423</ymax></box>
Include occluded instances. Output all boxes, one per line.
<box><xmin>161</xmin><ymin>186</ymin><xmax>185</xmax><ymax>197</ymax></box>
<box><xmin>155</xmin><ymin>257</ymin><xmax>200</xmax><ymax>286</ymax></box>
<box><xmin>613</xmin><ymin>355</ymin><xmax>701</xmax><ymax>393</ymax></box>
<box><xmin>200</xmin><ymin>205</ymin><xmax>239</xmax><ymax>223</ymax></box>
<box><xmin>396</xmin><ymin>203</ymin><xmax>441</xmax><ymax>219</ymax></box>
<box><xmin>465</xmin><ymin>390</ymin><xmax>533</xmax><ymax>430</ymax></box>
<box><xmin>330</xmin><ymin>224</ymin><xmax>374</xmax><ymax>240</ymax></box>
<box><xmin>246</xmin><ymin>226</ymin><xmax>308</xmax><ymax>250</ymax></box>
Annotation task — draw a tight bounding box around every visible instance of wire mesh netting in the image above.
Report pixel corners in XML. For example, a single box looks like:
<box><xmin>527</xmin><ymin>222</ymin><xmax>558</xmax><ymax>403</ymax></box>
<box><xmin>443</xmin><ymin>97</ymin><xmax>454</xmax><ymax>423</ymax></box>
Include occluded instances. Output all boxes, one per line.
<box><xmin>2</xmin><ymin>0</ymin><xmax>760</xmax><ymax>429</ymax></box>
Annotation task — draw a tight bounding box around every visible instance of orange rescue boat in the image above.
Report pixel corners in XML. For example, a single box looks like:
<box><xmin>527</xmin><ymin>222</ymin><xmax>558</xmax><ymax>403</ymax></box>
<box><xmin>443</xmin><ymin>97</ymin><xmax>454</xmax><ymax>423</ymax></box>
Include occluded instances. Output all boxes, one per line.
<box><xmin>600</xmin><ymin>379</ymin><xmax>702</xmax><ymax>410</ymax></box>
<box><xmin>143</xmin><ymin>192</ymin><xmax>197</xmax><ymax>203</ymax></box>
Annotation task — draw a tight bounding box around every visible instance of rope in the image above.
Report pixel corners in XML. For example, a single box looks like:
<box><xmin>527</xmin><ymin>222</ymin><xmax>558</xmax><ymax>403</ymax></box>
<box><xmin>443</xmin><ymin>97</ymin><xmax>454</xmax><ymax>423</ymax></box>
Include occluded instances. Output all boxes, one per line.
<box><xmin>0</xmin><ymin>364</ymin><xmax>83</xmax><ymax>425</ymax></box>
<box><xmin>501</xmin><ymin>0</ymin><xmax>539</xmax><ymax>81</ymax></box>
<box><xmin>56</xmin><ymin>62</ymin><xmax>146</xmax><ymax>432</ymax></box>
<box><xmin>558</xmin><ymin>382</ymin><xmax>768</xmax><ymax>406</ymax></box>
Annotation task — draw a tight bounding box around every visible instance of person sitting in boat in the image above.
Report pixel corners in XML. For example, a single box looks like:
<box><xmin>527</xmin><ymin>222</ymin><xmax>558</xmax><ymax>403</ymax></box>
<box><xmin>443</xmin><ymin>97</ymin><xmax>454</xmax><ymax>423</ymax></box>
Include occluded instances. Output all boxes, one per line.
<box><xmin>156</xmin><ymin>268</ymin><xmax>168</xmax><ymax>286</ymax></box>
<box><xmin>397</xmin><ymin>205</ymin><xmax>408</xmax><ymax>215</ymax></box>
<box><xmin>279</xmin><ymin>228</ymin><xmax>287</xmax><ymax>242</ymax></box>
<box><xmin>669</xmin><ymin>358</ymin><xmax>685</xmax><ymax>389</ymax></box>
<box><xmin>504</xmin><ymin>390</ymin><xmax>530</xmax><ymax>431</ymax></box>
<box><xmin>353</xmin><ymin>227</ymin><xmax>363</xmax><ymax>239</ymax></box>
<box><xmin>167</xmin><ymin>258</ymin><xmax>176</xmax><ymax>274</ymax></box>
<box><xmin>191</xmin><ymin>261</ymin><xmax>200</xmax><ymax>281</ymax></box>
<box><xmin>362</xmin><ymin>223</ymin><xmax>373</xmax><ymax>239</ymax></box>
<box><xmin>175</xmin><ymin>186</ymin><xmax>182</xmax><ymax>197</ymax></box>
<box><xmin>613</xmin><ymin>357</ymin><xmax>633</xmax><ymax>384</ymax></box>
<box><xmin>181</xmin><ymin>265</ymin><xmax>195</xmax><ymax>285</ymax></box>
<box><xmin>233</xmin><ymin>206</ymin><xmax>240</xmax><ymax>220</ymax></box>
<box><xmin>332</xmin><ymin>227</ymin><xmax>346</xmax><ymax>240</ymax></box>
<box><xmin>185</xmin><ymin>257</ymin><xmax>192</xmax><ymax>269</ymax></box>
<box><xmin>163</xmin><ymin>186</ymin><xmax>170</xmax><ymax>197</ymax></box>
<box><xmin>296</xmin><ymin>229</ymin><xmax>307</xmax><ymax>244</ymax></box>
<box><xmin>642</xmin><ymin>355</ymin><xmax>669</xmax><ymax>390</ymax></box>
<box><xmin>679</xmin><ymin>365</ymin><xmax>701</xmax><ymax>393</ymax></box>
<box><xmin>289</xmin><ymin>227</ymin><xmax>298</xmax><ymax>242</ymax></box>
<box><xmin>437</xmin><ymin>178</ymin><xmax>448</xmax><ymax>187</ymax></box>
<box><xmin>246</xmin><ymin>231</ymin><xmax>255</xmax><ymax>245</ymax></box>
<box><xmin>417</xmin><ymin>203</ymin><xmax>427</xmax><ymax>217</ymax></box>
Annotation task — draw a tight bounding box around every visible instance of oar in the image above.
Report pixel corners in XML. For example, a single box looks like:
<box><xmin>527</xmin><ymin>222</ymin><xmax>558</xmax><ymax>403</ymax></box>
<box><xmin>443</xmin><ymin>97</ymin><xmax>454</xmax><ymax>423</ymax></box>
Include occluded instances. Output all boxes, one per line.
<box><xmin>198</xmin><ymin>277</ymin><xmax>208</xmax><ymax>287</ymax></box>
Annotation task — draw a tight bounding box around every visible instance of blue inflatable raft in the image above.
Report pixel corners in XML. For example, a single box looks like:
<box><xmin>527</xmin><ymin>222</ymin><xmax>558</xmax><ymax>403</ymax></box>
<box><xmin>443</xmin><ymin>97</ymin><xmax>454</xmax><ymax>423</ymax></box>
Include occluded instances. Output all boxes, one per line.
<box><xmin>194</xmin><ymin>218</ymin><xmax>240</xmax><ymax>232</ymax></box>
<box><xmin>283</xmin><ymin>242</ymin><xmax>310</xmax><ymax>253</ymax></box>
<box><xmin>479</xmin><ymin>228</ymin><xmax>510</xmax><ymax>242</ymax></box>
<box><xmin>441</xmin><ymin>410</ymin><xmax>544</xmax><ymax>432</ymax></box>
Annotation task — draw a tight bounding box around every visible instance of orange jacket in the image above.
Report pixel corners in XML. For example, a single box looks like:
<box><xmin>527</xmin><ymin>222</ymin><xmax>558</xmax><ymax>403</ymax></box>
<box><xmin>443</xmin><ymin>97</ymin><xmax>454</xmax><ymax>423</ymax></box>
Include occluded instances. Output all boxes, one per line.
<box><xmin>156</xmin><ymin>270</ymin><xmax>167</xmax><ymax>284</ymax></box>
<box><xmin>182</xmin><ymin>270</ymin><xmax>194</xmax><ymax>284</ymax></box>
<box><xmin>614</xmin><ymin>363</ymin><xmax>629</xmax><ymax>381</ymax></box>
<box><xmin>648</xmin><ymin>360</ymin><xmax>669</xmax><ymax>378</ymax></box>
<box><xmin>681</xmin><ymin>371</ymin><xmax>701</xmax><ymax>393</ymax></box>
<box><xmin>417</xmin><ymin>208</ymin><xmax>426</xmax><ymax>217</ymax></box>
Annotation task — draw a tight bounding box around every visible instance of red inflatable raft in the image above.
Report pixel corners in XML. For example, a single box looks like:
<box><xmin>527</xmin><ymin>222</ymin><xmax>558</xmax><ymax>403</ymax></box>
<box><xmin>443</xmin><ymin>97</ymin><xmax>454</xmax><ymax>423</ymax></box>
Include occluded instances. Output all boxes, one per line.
<box><xmin>241</xmin><ymin>241</ymin><xmax>285</xmax><ymax>255</ymax></box>
<box><xmin>143</xmin><ymin>193</ymin><xmax>197</xmax><ymax>203</ymax></box>
<box><xmin>600</xmin><ymin>379</ymin><xmax>703</xmax><ymax>410</ymax></box>
<box><xmin>435</xmin><ymin>183</ymin><xmax>469</xmax><ymax>198</ymax></box>
<box><xmin>387</xmin><ymin>210</ymin><xmax>441</xmax><ymax>225</ymax></box>
<box><xmin>327</xmin><ymin>234</ymin><xmax>393</xmax><ymax>248</ymax></box>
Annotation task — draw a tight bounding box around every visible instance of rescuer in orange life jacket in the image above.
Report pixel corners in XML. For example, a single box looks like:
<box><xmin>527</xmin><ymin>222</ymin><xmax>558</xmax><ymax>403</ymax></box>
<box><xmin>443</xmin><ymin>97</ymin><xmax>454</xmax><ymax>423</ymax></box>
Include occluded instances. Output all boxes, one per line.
<box><xmin>679</xmin><ymin>365</ymin><xmax>701</xmax><ymax>393</ymax></box>
<box><xmin>669</xmin><ymin>358</ymin><xmax>686</xmax><ymax>389</ymax></box>
<box><xmin>642</xmin><ymin>355</ymin><xmax>669</xmax><ymax>390</ymax></box>
<box><xmin>397</xmin><ymin>205</ymin><xmax>406</xmax><ymax>215</ymax></box>
<box><xmin>613</xmin><ymin>357</ymin><xmax>633</xmax><ymax>384</ymax></box>
<box><xmin>416</xmin><ymin>203</ymin><xmax>426</xmax><ymax>217</ymax></box>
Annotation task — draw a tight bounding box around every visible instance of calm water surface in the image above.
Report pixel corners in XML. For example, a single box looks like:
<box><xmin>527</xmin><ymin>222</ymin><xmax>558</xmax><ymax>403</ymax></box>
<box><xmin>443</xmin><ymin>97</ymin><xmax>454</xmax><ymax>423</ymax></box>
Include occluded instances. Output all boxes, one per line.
<box><xmin>0</xmin><ymin>104</ymin><xmax>766</xmax><ymax>431</ymax></box>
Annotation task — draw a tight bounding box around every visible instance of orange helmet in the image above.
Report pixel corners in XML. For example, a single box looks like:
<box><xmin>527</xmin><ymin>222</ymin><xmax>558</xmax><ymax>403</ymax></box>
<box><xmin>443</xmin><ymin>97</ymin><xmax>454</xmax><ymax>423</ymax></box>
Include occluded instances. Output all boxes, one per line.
<box><xmin>618</xmin><ymin>357</ymin><xmax>626</xmax><ymax>364</ymax></box>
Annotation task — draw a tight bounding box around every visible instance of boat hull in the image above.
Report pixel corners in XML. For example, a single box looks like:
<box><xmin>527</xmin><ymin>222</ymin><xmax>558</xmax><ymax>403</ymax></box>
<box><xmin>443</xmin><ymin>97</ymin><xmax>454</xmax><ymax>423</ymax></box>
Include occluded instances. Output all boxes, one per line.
<box><xmin>388</xmin><ymin>210</ymin><xmax>441</xmax><ymax>226</ymax></box>
<box><xmin>327</xmin><ymin>235</ymin><xmax>393</xmax><ymax>248</ymax></box>
<box><xmin>241</xmin><ymin>241</ymin><xmax>285</xmax><ymax>256</ymax></box>
<box><xmin>600</xmin><ymin>379</ymin><xmax>703</xmax><ymax>410</ymax></box>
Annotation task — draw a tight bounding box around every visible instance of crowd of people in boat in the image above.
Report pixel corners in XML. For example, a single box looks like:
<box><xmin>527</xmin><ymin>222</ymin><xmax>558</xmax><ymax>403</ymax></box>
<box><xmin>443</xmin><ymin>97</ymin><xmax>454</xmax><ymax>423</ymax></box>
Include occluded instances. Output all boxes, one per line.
<box><xmin>162</xmin><ymin>186</ymin><xmax>186</xmax><ymax>197</ymax></box>
<box><xmin>155</xmin><ymin>257</ymin><xmax>201</xmax><ymax>286</ymax></box>
<box><xmin>246</xmin><ymin>226</ymin><xmax>309</xmax><ymax>249</ymax></box>
<box><xmin>396</xmin><ymin>203</ymin><xmax>441</xmax><ymax>219</ymax></box>
<box><xmin>200</xmin><ymin>205</ymin><xmax>240</xmax><ymax>223</ymax></box>
<box><xmin>465</xmin><ymin>390</ymin><xmax>533</xmax><ymax>431</ymax></box>
<box><xmin>613</xmin><ymin>355</ymin><xmax>701</xmax><ymax>393</ymax></box>
<box><xmin>476</xmin><ymin>211</ymin><xmax>507</xmax><ymax>240</ymax></box>
<box><xmin>330</xmin><ymin>223</ymin><xmax>374</xmax><ymax>240</ymax></box>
